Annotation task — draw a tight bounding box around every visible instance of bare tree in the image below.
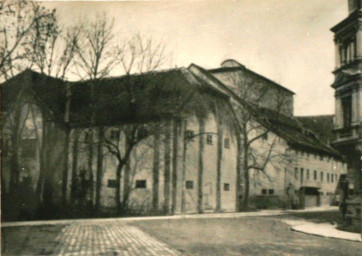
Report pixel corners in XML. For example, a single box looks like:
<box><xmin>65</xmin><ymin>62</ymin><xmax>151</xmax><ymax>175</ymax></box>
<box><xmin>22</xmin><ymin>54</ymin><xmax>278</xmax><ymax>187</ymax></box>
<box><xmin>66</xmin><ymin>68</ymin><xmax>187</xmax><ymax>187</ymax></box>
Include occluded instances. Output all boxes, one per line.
<box><xmin>222</xmin><ymin>70</ymin><xmax>290</xmax><ymax>209</ymax></box>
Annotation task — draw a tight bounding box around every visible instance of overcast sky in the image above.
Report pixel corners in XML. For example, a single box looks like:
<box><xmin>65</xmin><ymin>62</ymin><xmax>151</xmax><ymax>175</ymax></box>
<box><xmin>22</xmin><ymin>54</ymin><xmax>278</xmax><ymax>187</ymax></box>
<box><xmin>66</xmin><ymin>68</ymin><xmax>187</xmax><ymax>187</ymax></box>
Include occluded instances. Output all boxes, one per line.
<box><xmin>42</xmin><ymin>0</ymin><xmax>348</xmax><ymax>116</ymax></box>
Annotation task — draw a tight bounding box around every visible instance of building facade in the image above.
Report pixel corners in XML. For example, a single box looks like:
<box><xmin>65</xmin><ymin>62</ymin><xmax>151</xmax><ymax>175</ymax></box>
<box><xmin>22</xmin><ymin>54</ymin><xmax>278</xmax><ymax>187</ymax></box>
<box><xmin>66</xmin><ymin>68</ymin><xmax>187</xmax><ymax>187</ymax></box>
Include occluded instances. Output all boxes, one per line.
<box><xmin>331</xmin><ymin>0</ymin><xmax>362</xmax><ymax>228</ymax></box>
<box><xmin>1</xmin><ymin>60</ymin><xmax>346</xmax><ymax>219</ymax></box>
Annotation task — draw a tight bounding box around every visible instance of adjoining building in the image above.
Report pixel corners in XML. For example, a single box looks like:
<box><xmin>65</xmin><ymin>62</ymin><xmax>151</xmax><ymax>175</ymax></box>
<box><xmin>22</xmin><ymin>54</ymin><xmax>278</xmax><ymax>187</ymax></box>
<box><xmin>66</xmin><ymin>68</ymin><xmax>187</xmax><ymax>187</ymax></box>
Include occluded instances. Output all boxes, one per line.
<box><xmin>330</xmin><ymin>0</ymin><xmax>362</xmax><ymax>229</ymax></box>
<box><xmin>1</xmin><ymin>59</ymin><xmax>346</xmax><ymax>218</ymax></box>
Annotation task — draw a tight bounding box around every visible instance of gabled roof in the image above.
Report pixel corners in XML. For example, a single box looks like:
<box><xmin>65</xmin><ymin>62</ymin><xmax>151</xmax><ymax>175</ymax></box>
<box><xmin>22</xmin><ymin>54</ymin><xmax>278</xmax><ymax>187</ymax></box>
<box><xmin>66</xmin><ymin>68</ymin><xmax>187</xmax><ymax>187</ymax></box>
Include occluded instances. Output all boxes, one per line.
<box><xmin>296</xmin><ymin>115</ymin><xmax>335</xmax><ymax>144</ymax></box>
<box><xmin>1</xmin><ymin>69</ymin><xmax>66</xmax><ymax>123</ymax></box>
<box><xmin>188</xmin><ymin>64</ymin><xmax>342</xmax><ymax>158</ymax></box>
<box><xmin>208</xmin><ymin>59</ymin><xmax>295</xmax><ymax>95</ymax></box>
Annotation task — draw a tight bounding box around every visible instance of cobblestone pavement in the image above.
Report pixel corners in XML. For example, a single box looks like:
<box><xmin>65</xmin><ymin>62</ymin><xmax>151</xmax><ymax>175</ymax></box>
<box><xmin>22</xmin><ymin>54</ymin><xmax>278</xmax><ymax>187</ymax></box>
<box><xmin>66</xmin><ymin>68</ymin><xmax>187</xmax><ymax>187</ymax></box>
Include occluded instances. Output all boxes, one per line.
<box><xmin>51</xmin><ymin>223</ymin><xmax>182</xmax><ymax>256</ymax></box>
<box><xmin>1</xmin><ymin>222</ymin><xmax>182</xmax><ymax>256</ymax></box>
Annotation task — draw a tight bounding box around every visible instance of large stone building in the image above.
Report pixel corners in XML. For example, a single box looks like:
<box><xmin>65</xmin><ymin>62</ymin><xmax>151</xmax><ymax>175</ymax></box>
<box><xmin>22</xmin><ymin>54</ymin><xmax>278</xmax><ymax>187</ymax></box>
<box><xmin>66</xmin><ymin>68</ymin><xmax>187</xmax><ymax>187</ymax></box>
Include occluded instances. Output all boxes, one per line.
<box><xmin>1</xmin><ymin>59</ymin><xmax>346</xmax><ymax>219</ymax></box>
<box><xmin>330</xmin><ymin>0</ymin><xmax>362</xmax><ymax>228</ymax></box>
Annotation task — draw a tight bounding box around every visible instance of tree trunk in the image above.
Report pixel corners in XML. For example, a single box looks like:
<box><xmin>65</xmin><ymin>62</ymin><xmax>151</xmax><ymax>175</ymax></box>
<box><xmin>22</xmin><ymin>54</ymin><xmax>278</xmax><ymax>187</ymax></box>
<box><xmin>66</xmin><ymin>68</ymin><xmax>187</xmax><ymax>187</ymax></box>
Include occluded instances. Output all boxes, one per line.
<box><xmin>171</xmin><ymin>119</ymin><xmax>180</xmax><ymax>214</ymax></box>
<box><xmin>216</xmin><ymin>119</ymin><xmax>223</xmax><ymax>212</ymax></box>
<box><xmin>95</xmin><ymin>126</ymin><xmax>104</xmax><ymax>213</ymax></box>
<box><xmin>236</xmin><ymin>135</ymin><xmax>242</xmax><ymax>211</ymax></box>
<box><xmin>152</xmin><ymin>131</ymin><xmax>160</xmax><ymax>212</ymax></box>
<box><xmin>115</xmin><ymin>163</ymin><xmax>122</xmax><ymax>212</ymax></box>
<box><xmin>163</xmin><ymin>120</ymin><xmax>172</xmax><ymax>213</ymax></box>
<box><xmin>197</xmin><ymin>117</ymin><xmax>205</xmax><ymax>213</ymax></box>
<box><xmin>122</xmin><ymin>157</ymin><xmax>131</xmax><ymax>210</ymax></box>
<box><xmin>70</xmin><ymin>130</ymin><xmax>80</xmax><ymax>202</ymax></box>
<box><xmin>242</xmin><ymin>133</ymin><xmax>249</xmax><ymax>208</ymax></box>
<box><xmin>42</xmin><ymin>122</ymin><xmax>54</xmax><ymax>206</ymax></box>
<box><xmin>36</xmin><ymin>113</ymin><xmax>48</xmax><ymax>199</ymax></box>
<box><xmin>87</xmin><ymin>129</ymin><xmax>94</xmax><ymax>209</ymax></box>
<box><xmin>61</xmin><ymin>126</ymin><xmax>71</xmax><ymax>207</ymax></box>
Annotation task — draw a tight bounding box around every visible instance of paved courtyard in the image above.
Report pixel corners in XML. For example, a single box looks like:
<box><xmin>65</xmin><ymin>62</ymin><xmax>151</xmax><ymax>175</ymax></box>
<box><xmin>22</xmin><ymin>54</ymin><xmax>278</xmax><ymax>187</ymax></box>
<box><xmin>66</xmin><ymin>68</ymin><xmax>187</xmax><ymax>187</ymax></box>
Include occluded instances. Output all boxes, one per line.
<box><xmin>2</xmin><ymin>211</ymin><xmax>362</xmax><ymax>256</ymax></box>
<box><xmin>2</xmin><ymin>222</ymin><xmax>181</xmax><ymax>256</ymax></box>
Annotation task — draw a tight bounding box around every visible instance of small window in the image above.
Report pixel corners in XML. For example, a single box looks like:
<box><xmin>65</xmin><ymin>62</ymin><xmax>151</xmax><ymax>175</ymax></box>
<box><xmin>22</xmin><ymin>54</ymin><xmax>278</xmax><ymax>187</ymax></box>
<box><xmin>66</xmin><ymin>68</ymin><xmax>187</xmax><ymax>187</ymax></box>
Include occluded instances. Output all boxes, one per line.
<box><xmin>108</xmin><ymin>179</ymin><xmax>117</xmax><ymax>188</ymax></box>
<box><xmin>135</xmin><ymin>180</ymin><xmax>147</xmax><ymax>189</ymax></box>
<box><xmin>21</xmin><ymin>138</ymin><xmax>37</xmax><ymax>158</ymax></box>
<box><xmin>110</xmin><ymin>130</ymin><xmax>120</xmax><ymax>140</ymax></box>
<box><xmin>320</xmin><ymin>171</ymin><xmax>324</xmax><ymax>181</ymax></box>
<box><xmin>327</xmin><ymin>173</ymin><xmax>330</xmax><ymax>183</ymax></box>
<box><xmin>224</xmin><ymin>138</ymin><xmax>230</xmax><ymax>149</ymax></box>
<box><xmin>313</xmin><ymin>170</ymin><xmax>317</xmax><ymax>180</ymax></box>
<box><xmin>262</xmin><ymin>132</ymin><xmax>268</xmax><ymax>140</ymax></box>
<box><xmin>261</xmin><ymin>189</ymin><xmax>267</xmax><ymax>195</ymax></box>
<box><xmin>268</xmin><ymin>189</ymin><xmax>274</xmax><ymax>195</ymax></box>
<box><xmin>185</xmin><ymin>130</ymin><xmax>194</xmax><ymax>140</ymax></box>
<box><xmin>294</xmin><ymin>168</ymin><xmax>298</xmax><ymax>179</ymax></box>
<box><xmin>224</xmin><ymin>183</ymin><xmax>230</xmax><ymax>191</ymax></box>
<box><xmin>320</xmin><ymin>191</ymin><xmax>324</xmax><ymax>196</ymax></box>
<box><xmin>331</xmin><ymin>174</ymin><xmax>334</xmax><ymax>183</ymax></box>
<box><xmin>306</xmin><ymin>169</ymin><xmax>310</xmax><ymax>180</ymax></box>
<box><xmin>206</xmin><ymin>134</ymin><xmax>213</xmax><ymax>145</ymax></box>
<box><xmin>186</xmin><ymin>180</ymin><xmax>194</xmax><ymax>189</ymax></box>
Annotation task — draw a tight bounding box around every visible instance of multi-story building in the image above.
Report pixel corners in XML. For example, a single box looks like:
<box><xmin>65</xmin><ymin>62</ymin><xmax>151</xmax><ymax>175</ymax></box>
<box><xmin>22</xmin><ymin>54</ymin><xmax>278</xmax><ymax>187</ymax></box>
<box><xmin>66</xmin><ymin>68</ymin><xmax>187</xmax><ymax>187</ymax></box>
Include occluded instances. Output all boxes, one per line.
<box><xmin>1</xmin><ymin>59</ymin><xmax>346</xmax><ymax>219</ymax></box>
<box><xmin>330</xmin><ymin>0</ymin><xmax>362</xmax><ymax>228</ymax></box>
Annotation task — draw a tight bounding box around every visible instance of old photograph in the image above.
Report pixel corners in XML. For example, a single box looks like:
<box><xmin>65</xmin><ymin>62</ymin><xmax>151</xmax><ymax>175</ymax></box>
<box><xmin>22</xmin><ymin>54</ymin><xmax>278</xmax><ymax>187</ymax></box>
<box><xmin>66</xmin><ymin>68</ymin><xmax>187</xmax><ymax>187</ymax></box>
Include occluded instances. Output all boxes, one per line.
<box><xmin>1</xmin><ymin>0</ymin><xmax>361</xmax><ymax>255</ymax></box>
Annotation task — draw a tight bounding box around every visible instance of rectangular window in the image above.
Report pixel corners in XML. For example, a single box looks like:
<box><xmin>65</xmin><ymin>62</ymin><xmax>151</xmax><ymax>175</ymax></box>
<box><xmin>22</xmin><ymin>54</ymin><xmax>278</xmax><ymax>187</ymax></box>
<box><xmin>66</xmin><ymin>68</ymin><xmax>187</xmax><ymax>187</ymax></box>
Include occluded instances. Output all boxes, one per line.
<box><xmin>331</xmin><ymin>174</ymin><xmax>334</xmax><ymax>183</ymax></box>
<box><xmin>224</xmin><ymin>183</ymin><xmax>230</xmax><ymax>191</ymax></box>
<box><xmin>186</xmin><ymin>180</ymin><xmax>194</xmax><ymax>189</ymax></box>
<box><xmin>21</xmin><ymin>138</ymin><xmax>37</xmax><ymax>158</ymax></box>
<box><xmin>341</xmin><ymin>95</ymin><xmax>352</xmax><ymax>128</ymax></box>
<box><xmin>300</xmin><ymin>168</ymin><xmax>304</xmax><ymax>181</ymax></box>
<box><xmin>185</xmin><ymin>130</ymin><xmax>194</xmax><ymax>140</ymax></box>
<box><xmin>294</xmin><ymin>168</ymin><xmax>298</xmax><ymax>179</ymax></box>
<box><xmin>268</xmin><ymin>189</ymin><xmax>274</xmax><ymax>195</ymax></box>
<box><xmin>224</xmin><ymin>138</ymin><xmax>230</xmax><ymax>149</ymax></box>
<box><xmin>135</xmin><ymin>180</ymin><xmax>147</xmax><ymax>189</ymax></box>
<box><xmin>314</xmin><ymin>170</ymin><xmax>317</xmax><ymax>180</ymax></box>
<box><xmin>110</xmin><ymin>130</ymin><xmax>120</xmax><ymax>140</ymax></box>
<box><xmin>107</xmin><ymin>179</ymin><xmax>117</xmax><ymax>188</ymax></box>
<box><xmin>306</xmin><ymin>169</ymin><xmax>310</xmax><ymax>180</ymax></box>
<box><xmin>206</xmin><ymin>134</ymin><xmax>213</xmax><ymax>145</ymax></box>
<box><xmin>320</xmin><ymin>171</ymin><xmax>324</xmax><ymax>181</ymax></box>
<box><xmin>327</xmin><ymin>173</ymin><xmax>330</xmax><ymax>183</ymax></box>
<box><xmin>261</xmin><ymin>189</ymin><xmax>267</xmax><ymax>195</ymax></box>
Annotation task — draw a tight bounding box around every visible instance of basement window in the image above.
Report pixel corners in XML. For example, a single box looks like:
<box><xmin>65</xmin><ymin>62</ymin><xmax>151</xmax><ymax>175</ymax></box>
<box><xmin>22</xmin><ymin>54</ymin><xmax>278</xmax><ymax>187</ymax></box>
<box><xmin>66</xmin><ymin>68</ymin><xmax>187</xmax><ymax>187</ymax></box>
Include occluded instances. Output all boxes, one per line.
<box><xmin>206</xmin><ymin>134</ymin><xmax>213</xmax><ymax>145</ymax></box>
<box><xmin>224</xmin><ymin>183</ymin><xmax>230</xmax><ymax>191</ymax></box>
<box><xmin>108</xmin><ymin>179</ymin><xmax>117</xmax><ymax>188</ymax></box>
<box><xmin>186</xmin><ymin>180</ymin><xmax>194</xmax><ymax>189</ymax></box>
<box><xmin>135</xmin><ymin>180</ymin><xmax>147</xmax><ymax>189</ymax></box>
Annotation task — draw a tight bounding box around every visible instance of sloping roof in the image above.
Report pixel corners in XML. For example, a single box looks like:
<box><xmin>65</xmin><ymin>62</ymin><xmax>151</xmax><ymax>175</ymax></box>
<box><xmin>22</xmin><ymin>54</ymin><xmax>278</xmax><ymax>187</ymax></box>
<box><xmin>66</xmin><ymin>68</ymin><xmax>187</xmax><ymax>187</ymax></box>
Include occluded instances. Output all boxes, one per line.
<box><xmin>296</xmin><ymin>115</ymin><xmax>335</xmax><ymax>144</ymax></box>
<box><xmin>1</xmin><ymin>69</ymin><xmax>66</xmax><ymax>123</ymax></box>
<box><xmin>188</xmin><ymin>64</ymin><xmax>342</xmax><ymax>158</ymax></box>
<box><xmin>208</xmin><ymin>60</ymin><xmax>295</xmax><ymax>95</ymax></box>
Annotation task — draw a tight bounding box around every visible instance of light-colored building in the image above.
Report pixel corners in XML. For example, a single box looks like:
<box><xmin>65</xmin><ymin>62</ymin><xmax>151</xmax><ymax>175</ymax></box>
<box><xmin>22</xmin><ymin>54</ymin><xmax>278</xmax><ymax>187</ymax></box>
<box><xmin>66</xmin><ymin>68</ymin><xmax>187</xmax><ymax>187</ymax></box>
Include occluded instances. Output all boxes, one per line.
<box><xmin>1</xmin><ymin>59</ymin><xmax>346</xmax><ymax>219</ymax></box>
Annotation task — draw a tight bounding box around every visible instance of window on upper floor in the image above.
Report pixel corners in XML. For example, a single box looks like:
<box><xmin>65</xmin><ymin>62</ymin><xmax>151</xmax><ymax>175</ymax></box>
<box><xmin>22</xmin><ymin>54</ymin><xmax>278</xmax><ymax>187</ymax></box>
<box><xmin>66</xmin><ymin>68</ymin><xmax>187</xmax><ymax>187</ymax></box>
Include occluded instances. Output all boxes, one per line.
<box><xmin>341</xmin><ymin>95</ymin><xmax>352</xmax><ymax>128</ymax></box>
<box><xmin>327</xmin><ymin>173</ymin><xmax>330</xmax><ymax>183</ymax></box>
<box><xmin>314</xmin><ymin>170</ymin><xmax>317</xmax><ymax>180</ymax></box>
<box><xmin>320</xmin><ymin>171</ymin><xmax>324</xmax><ymax>182</ymax></box>
<box><xmin>206</xmin><ymin>134</ymin><xmax>213</xmax><ymax>145</ymax></box>
<box><xmin>21</xmin><ymin>138</ymin><xmax>37</xmax><ymax>158</ymax></box>
<box><xmin>224</xmin><ymin>138</ymin><xmax>230</xmax><ymax>149</ymax></box>
<box><xmin>306</xmin><ymin>169</ymin><xmax>310</xmax><ymax>180</ymax></box>
<box><xmin>294</xmin><ymin>168</ymin><xmax>298</xmax><ymax>179</ymax></box>
<box><xmin>224</xmin><ymin>183</ymin><xmax>230</xmax><ymax>191</ymax></box>
<box><xmin>186</xmin><ymin>180</ymin><xmax>194</xmax><ymax>189</ymax></box>
<box><xmin>185</xmin><ymin>130</ymin><xmax>194</xmax><ymax>141</ymax></box>
<box><xmin>331</xmin><ymin>174</ymin><xmax>334</xmax><ymax>183</ymax></box>
<box><xmin>135</xmin><ymin>180</ymin><xmax>147</xmax><ymax>189</ymax></box>
<box><xmin>110</xmin><ymin>130</ymin><xmax>120</xmax><ymax>140</ymax></box>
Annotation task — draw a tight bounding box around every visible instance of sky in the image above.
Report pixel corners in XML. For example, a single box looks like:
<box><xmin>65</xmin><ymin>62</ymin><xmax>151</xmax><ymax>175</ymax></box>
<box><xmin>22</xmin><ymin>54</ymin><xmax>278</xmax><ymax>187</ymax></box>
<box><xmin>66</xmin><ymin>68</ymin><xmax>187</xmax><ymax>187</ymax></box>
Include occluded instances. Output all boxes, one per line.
<box><xmin>41</xmin><ymin>0</ymin><xmax>348</xmax><ymax>116</ymax></box>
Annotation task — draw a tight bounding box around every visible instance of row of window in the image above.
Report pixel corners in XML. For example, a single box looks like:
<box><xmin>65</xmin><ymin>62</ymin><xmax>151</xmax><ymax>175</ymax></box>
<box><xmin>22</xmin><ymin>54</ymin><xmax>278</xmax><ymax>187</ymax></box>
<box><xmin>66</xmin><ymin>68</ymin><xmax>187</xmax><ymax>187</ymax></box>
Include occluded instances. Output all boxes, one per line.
<box><xmin>108</xmin><ymin>179</ymin><xmax>231</xmax><ymax>191</ymax></box>
<box><xmin>294</xmin><ymin>168</ymin><xmax>338</xmax><ymax>183</ymax></box>
<box><xmin>186</xmin><ymin>130</ymin><xmax>230</xmax><ymax>148</ymax></box>
<box><xmin>261</xmin><ymin>189</ymin><xmax>274</xmax><ymax>195</ymax></box>
<box><xmin>292</xmin><ymin>150</ymin><xmax>341</xmax><ymax>164</ymax></box>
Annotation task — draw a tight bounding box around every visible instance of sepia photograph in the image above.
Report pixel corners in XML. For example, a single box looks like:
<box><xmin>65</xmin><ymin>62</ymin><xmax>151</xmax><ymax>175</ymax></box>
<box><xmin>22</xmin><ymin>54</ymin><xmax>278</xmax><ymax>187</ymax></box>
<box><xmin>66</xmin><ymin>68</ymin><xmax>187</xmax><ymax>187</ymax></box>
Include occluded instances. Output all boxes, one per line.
<box><xmin>1</xmin><ymin>0</ymin><xmax>362</xmax><ymax>255</ymax></box>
